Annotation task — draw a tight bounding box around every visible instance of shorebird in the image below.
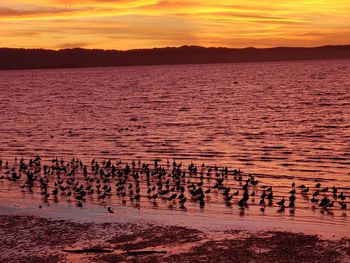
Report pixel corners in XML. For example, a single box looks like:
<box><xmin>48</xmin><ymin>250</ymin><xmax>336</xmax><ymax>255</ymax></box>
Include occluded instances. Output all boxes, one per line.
<box><xmin>319</xmin><ymin>197</ymin><xmax>330</xmax><ymax>207</ymax></box>
<box><xmin>338</xmin><ymin>192</ymin><xmax>346</xmax><ymax>201</ymax></box>
<box><xmin>320</xmin><ymin>187</ymin><xmax>329</xmax><ymax>193</ymax></box>
<box><xmin>276</xmin><ymin>198</ymin><xmax>285</xmax><ymax>207</ymax></box>
<box><xmin>301</xmin><ymin>187</ymin><xmax>309</xmax><ymax>194</ymax></box>
<box><xmin>332</xmin><ymin>186</ymin><xmax>338</xmax><ymax>195</ymax></box>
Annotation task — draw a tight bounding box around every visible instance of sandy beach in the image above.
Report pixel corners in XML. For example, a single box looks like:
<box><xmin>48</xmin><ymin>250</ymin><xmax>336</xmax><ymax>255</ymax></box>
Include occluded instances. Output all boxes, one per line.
<box><xmin>1</xmin><ymin>214</ymin><xmax>349</xmax><ymax>263</ymax></box>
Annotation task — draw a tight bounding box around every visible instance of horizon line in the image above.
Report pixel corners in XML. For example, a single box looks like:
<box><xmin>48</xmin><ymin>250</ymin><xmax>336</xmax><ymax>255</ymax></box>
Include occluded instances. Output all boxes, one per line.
<box><xmin>1</xmin><ymin>44</ymin><xmax>350</xmax><ymax>52</ymax></box>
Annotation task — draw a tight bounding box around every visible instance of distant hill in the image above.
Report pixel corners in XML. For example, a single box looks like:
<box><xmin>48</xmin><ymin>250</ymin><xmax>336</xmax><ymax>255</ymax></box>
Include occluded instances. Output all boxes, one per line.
<box><xmin>0</xmin><ymin>45</ymin><xmax>350</xmax><ymax>70</ymax></box>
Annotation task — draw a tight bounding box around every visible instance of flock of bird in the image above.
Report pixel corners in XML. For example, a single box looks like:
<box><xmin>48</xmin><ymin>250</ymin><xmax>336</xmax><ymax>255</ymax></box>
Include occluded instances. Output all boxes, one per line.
<box><xmin>0</xmin><ymin>156</ymin><xmax>349</xmax><ymax>215</ymax></box>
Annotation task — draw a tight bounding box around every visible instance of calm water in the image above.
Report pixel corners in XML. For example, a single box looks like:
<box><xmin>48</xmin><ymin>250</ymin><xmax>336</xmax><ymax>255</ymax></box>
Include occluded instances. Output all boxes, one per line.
<box><xmin>0</xmin><ymin>60</ymin><xmax>349</xmax><ymax>230</ymax></box>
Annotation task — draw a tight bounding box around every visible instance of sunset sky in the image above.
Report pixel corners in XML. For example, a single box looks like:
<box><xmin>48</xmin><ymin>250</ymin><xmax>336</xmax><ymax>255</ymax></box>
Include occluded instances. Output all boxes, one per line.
<box><xmin>1</xmin><ymin>0</ymin><xmax>349</xmax><ymax>50</ymax></box>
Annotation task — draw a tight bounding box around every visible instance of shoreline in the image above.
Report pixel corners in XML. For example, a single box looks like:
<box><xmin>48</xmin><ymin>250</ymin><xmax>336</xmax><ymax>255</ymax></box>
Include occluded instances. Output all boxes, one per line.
<box><xmin>1</xmin><ymin>213</ymin><xmax>349</xmax><ymax>263</ymax></box>
<box><xmin>0</xmin><ymin>200</ymin><xmax>348</xmax><ymax>240</ymax></box>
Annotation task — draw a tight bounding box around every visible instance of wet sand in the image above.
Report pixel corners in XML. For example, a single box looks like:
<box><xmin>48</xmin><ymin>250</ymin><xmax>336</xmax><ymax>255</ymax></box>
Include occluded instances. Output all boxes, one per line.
<box><xmin>1</xmin><ymin>214</ymin><xmax>349</xmax><ymax>263</ymax></box>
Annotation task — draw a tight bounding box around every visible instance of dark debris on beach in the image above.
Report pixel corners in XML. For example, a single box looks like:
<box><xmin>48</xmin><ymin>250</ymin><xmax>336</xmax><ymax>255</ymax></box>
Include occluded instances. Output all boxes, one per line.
<box><xmin>0</xmin><ymin>215</ymin><xmax>349</xmax><ymax>263</ymax></box>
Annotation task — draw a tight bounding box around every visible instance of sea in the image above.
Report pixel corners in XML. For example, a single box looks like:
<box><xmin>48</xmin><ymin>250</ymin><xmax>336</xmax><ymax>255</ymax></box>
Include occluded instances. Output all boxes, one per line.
<box><xmin>0</xmin><ymin>59</ymin><xmax>349</xmax><ymax>235</ymax></box>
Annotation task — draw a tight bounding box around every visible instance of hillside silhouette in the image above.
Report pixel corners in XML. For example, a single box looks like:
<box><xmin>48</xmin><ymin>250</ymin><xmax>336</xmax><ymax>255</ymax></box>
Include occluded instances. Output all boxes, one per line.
<box><xmin>0</xmin><ymin>45</ymin><xmax>350</xmax><ymax>70</ymax></box>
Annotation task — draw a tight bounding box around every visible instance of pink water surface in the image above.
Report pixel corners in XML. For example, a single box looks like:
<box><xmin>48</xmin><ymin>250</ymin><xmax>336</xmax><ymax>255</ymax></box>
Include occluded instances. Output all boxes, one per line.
<box><xmin>0</xmin><ymin>60</ymin><xmax>349</xmax><ymax>234</ymax></box>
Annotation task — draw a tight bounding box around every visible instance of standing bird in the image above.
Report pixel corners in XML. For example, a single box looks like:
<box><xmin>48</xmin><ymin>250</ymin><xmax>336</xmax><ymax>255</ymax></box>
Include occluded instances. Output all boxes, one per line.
<box><xmin>301</xmin><ymin>187</ymin><xmax>309</xmax><ymax>194</ymax></box>
<box><xmin>276</xmin><ymin>197</ymin><xmax>285</xmax><ymax>207</ymax></box>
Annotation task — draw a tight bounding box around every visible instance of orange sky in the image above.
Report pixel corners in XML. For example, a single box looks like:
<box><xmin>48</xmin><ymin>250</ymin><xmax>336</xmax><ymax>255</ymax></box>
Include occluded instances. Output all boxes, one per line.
<box><xmin>1</xmin><ymin>0</ymin><xmax>349</xmax><ymax>50</ymax></box>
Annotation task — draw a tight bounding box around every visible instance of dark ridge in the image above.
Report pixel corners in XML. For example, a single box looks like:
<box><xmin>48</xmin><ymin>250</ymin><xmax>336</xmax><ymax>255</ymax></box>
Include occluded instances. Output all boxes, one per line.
<box><xmin>0</xmin><ymin>45</ymin><xmax>350</xmax><ymax>70</ymax></box>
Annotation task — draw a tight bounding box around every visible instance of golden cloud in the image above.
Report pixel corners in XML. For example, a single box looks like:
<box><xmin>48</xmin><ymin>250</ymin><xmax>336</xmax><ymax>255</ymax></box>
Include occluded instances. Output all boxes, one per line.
<box><xmin>0</xmin><ymin>0</ymin><xmax>349</xmax><ymax>49</ymax></box>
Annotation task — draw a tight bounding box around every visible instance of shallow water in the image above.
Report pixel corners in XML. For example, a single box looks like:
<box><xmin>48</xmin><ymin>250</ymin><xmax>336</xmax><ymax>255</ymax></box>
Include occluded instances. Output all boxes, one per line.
<box><xmin>0</xmin><ymin>60</ymin><xmax>349</xmax><ymax>233</ymax></box>
<box><xmin>0</xmin><ymin>160</ymin><xmax>348</xmax><ymax>238</ymax></box>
